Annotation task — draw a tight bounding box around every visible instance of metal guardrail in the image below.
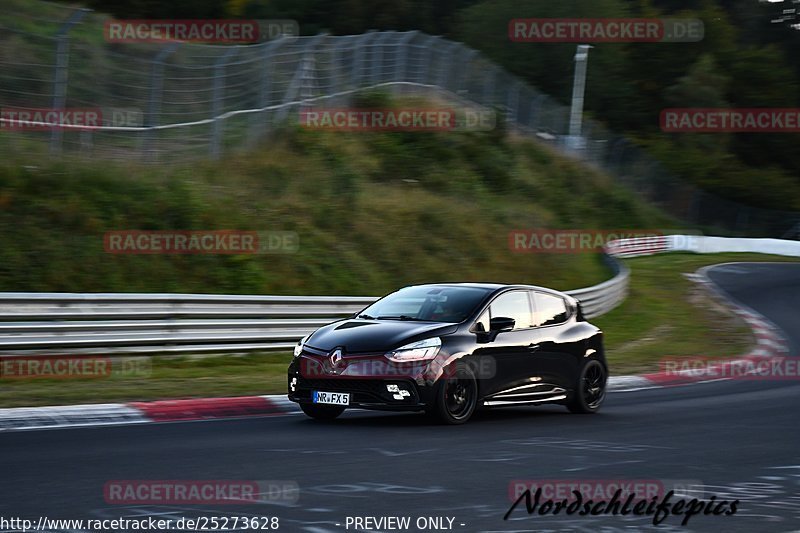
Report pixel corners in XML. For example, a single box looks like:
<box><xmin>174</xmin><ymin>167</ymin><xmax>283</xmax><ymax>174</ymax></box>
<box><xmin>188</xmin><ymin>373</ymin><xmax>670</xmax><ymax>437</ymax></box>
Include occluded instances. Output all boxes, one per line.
<box><xmin>568</xmin><ymin>256</ymin><xmax>629</xmax><ymax>320</ymax></box>
<box><xmin>0</xmin><ymin>262</ymin><xmax>629</xmax><ymax>355</ymax></box>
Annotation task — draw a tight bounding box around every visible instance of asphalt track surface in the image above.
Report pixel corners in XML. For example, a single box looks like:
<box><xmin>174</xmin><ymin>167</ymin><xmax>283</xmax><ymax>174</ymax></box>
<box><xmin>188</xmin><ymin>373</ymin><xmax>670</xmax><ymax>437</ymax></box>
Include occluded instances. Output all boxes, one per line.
<box><xmin>1</xmin><ymin>262</ymin><xmax>799</xmax><ymax>533</ymax></box>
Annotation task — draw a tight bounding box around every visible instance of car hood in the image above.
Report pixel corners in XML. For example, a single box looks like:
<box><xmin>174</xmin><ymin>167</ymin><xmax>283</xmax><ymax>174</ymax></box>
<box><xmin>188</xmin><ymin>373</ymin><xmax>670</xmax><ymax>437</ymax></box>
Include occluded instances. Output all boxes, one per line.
<box><xmin>306</xmin><ymin>319</ymin><xmax>458</xmax><ymax>354</ymax></box>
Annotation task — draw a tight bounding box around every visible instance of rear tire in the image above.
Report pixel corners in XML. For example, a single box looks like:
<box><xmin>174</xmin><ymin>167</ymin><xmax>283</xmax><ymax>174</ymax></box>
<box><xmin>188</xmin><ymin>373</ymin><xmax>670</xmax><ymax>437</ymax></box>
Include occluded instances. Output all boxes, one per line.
<box><xmin>427</xmin><ymin>364</ymin><xmax>478</xmax><ymax>425</ymax></box>
<box><xmin>300</xmin><ymin>403</ymin><xmax>345</xmax><ymax>420</ymax></box>
<box><xmin>566</xmin><ymin>359</ymin><xmax>607</xmax><ymax>414</ymax></box>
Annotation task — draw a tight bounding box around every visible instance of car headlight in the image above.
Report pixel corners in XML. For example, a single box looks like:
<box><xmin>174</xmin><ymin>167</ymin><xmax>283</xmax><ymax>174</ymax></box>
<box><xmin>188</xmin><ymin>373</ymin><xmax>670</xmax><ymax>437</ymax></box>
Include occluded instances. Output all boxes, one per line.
<box><xmin>385</xmin><ymin>337</ymin><xmax>442</xmax><ymax>362</ymax></box>
<box><xmin>293</xmin><ymin>334</ymin><xmax>310</xmax><ymax>357</ymax></box>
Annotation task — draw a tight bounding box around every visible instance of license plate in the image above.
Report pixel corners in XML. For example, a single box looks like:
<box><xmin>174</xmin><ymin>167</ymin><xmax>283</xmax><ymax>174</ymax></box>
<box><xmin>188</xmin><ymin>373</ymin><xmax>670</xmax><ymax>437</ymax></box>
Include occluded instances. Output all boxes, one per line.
<box><xmin>313</xmin><ymin>391</ymin><xmax>350</xmax><ymax>405</ymax></box>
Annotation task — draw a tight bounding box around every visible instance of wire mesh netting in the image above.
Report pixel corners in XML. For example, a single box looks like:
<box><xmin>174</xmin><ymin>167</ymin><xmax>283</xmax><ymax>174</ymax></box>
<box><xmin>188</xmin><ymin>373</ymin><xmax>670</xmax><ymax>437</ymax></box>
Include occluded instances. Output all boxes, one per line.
<box><xmin>0</xmin><ymin>1</ymin><xmax>798</xmax><ymax>235</ymax></box>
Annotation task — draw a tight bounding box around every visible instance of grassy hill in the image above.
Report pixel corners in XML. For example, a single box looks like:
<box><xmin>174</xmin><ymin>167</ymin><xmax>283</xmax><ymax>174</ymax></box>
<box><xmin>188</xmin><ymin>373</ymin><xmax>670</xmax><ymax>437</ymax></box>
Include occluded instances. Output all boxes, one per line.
<box><xmin>0</xmin><ymin>125</ymin><xmax>673</xmax><ymax>295</ymax></box>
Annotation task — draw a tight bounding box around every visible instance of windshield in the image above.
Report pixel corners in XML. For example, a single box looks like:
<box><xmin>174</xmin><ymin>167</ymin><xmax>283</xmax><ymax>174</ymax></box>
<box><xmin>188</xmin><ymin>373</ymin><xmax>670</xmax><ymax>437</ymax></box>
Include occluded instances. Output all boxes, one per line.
<box><xmin>359</xmin><ymin>286</ymin><xmax>492</xmax><ymax>323</ymax></box>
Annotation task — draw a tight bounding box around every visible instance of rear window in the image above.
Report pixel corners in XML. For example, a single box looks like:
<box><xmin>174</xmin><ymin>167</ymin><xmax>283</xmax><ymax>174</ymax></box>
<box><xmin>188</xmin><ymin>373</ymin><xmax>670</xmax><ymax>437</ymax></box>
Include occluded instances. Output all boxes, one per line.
<box><xmin>532</xmin><ymin>292</ymin><xmax>569</xmax><ymax>326</ymax></box>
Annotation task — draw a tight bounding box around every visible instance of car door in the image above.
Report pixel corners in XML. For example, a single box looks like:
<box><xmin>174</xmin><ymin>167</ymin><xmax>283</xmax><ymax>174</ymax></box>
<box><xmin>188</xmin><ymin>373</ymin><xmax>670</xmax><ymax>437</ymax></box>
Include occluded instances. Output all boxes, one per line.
<box><xmin>472</xmin><ymin>290</ymin><xmax>538</xmax><ymax>397</ymax></box>
<box><xmin>529</xmin><ymin>291</ymin><xmax>579</xmax><ymax>390</ymax></box>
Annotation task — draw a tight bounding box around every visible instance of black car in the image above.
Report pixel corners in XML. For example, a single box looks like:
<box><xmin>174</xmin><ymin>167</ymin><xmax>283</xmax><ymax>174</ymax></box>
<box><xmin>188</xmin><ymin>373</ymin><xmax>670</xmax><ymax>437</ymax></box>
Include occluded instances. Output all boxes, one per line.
<box><xmin>287</xmin><ymin>283</ymin><xmax>607</xmax><ymax>424</ymax></box>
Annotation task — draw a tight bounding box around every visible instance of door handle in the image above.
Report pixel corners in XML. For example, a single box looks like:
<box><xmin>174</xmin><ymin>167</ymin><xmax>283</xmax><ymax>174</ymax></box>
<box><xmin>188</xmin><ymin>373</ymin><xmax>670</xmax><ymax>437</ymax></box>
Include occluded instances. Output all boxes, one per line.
<box><xmin>527</xmin><ymin>343</ymin><xmax>540</xmax><ymax>352</ymax></box>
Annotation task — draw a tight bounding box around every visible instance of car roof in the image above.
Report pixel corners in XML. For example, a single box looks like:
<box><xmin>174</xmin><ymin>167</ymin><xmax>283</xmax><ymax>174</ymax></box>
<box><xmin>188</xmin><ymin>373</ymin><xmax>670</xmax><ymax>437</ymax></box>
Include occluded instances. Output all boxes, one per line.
<box><xmin>406</xmin><ymin>282</ymin><xmax>570</xmax><ymax>297</ymax></box>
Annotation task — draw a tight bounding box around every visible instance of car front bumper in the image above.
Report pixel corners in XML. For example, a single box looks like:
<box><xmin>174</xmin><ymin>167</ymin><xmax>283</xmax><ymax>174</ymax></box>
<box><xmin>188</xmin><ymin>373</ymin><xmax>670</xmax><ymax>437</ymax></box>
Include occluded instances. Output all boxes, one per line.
<box><xmin>287</xmin><ymin>357</ymin><xmax>437</xmax><ymax>411</ymax></box>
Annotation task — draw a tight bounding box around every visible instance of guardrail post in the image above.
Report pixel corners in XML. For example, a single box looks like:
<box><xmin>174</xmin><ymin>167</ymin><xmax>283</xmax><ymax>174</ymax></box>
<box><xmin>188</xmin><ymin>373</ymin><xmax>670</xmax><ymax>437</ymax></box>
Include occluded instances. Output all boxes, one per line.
<box><xmin>142</xmin><ymin>43</ymin><xmax>179</xmax><ymax>162</ymax></box>
<box><xmin>49</xmin><ymin>8</ymin><xmax>89</xmax><ymax>155</ymax></box>
<box><xmin>210</xmin><ymin>47</ymin><xmax>241</xmax><ymax>160</ymax></box>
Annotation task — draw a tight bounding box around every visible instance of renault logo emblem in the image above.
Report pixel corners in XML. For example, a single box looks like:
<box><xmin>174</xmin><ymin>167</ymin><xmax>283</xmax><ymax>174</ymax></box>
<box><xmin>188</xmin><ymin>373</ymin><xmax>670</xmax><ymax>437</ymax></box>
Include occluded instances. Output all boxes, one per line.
<box><xmin>329</xmin><ymin>348</ymin><xmax>343</xmax><ymax>367</ymax></box>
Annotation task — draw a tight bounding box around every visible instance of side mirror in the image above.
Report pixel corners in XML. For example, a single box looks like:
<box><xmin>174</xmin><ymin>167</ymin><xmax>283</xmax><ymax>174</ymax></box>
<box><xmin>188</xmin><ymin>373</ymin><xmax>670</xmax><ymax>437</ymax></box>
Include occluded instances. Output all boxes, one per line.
<box><xmin>490</xmin><ymin>316</ymin><xmax>515</xmax><ymax>332</ymax></box>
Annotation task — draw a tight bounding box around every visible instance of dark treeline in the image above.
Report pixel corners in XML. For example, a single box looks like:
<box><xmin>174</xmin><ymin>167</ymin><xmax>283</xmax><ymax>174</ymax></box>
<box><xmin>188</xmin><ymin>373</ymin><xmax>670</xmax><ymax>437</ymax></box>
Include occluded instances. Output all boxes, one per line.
<box><xmin>74</xmin><ymin>0</ymin><xmax>800</xmax><ymax>210</ymax></box>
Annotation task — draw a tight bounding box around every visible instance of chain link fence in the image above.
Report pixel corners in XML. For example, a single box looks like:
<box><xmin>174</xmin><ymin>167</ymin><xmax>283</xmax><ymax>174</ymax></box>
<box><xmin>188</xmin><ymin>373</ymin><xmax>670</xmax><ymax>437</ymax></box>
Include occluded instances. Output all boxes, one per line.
<box><xmin>1</xmin><ymin>1</ymin><xmax>798</xmax><ymax>236</ymax></box>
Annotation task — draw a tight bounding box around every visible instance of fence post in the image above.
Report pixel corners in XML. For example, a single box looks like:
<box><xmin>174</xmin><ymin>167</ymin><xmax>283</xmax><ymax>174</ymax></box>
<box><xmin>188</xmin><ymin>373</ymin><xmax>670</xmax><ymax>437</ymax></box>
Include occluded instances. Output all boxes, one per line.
<box><xmin>455</xmin><ymin>47</ymin><xmax>477</xmax><ymax>95</ymax></box>
<box><xmin>397</xmin><ymin>31</ymin><xmax>418</xmax><ymax>81</ymax></box>
<box><xmin>248</xmin><ymin>37</ymin><xmax>287</xmax><ymax>146</ymax></box>
<box><xmin>142</xmin><ymin>43</ymin><xmax>179</xmax><ymax>161</ymax></box>
<box><xmin>368</xmin><ymin>31</ymin><xmax>393</xmax><ymax>86</ymax></box>
<box><xmin>299</xmin><ymin>54</ymin><xmax>318</xmax><ymax>111</ymax></box>
<box><xmin>275</xmin><ymin>33</ymin><xmax>327</xmax><ymax>123</ymax></box>
<box><xmin>530</xmin><ymin>93</ymin><xmax>548</xmax><ymax>130</ymax></box>
<box><xmin>555</xmin><ymin>106</ymin><xmax>568</xmax><ymax>136</ymax></box>
<box><xmin>419</xmin><ymin>35</ymin><xmax>440</xmax><ymax>88</ymax></box>
<box><xmin>210</xmin><ymin>47</ymin><xmax>241</xmax><ymax>160</ymax></box>
<box><xmin>483</xmin><ymin>65</ymin><xmax>496</xmax><ymax>106</ymax></box>
<box><xmin>352</xmin><ymin>31</ymin><xmax>376</xmax><ymax>88</ymax></box>
<box><xmin>608</xmin><ymin>137</ymin><xmax>627</xmax><ymax>173</ymax></box>
<box><xmin>566</xmin><ymin>44</ymin><xmax>592</xmax><ymax>153</ymax></box>
<box><xmin>436</xmin><ymin>41</ymin><xmax>459</xmax><ymax>91</ymax></box>
<box><xmin>506</xmin><ymin>80</ymin><xmax>520</xmax><ymax>125</ymax></box>
<box><xmin>329</xmin><ymin>37</ymin><xmax>340</xmax><ymax>96</ymax></box>
<box><xmin>49</xmin><ymin>8</ymin><xmax>89</xmax><ymax>155</ymax></box>
<box><xmin>303</xmin><ymin>33</ymin><xmax>327</xmax><ymax>104</ymax></box>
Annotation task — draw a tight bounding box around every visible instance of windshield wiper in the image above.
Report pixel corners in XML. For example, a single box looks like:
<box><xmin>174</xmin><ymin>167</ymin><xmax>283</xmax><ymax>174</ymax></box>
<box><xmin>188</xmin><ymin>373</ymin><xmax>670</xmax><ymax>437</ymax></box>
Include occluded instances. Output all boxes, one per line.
<box><xmin>376</xmin><ymin>315</ymin><xmax>420</xmax><ymax>321</ymax></box>
<box><xmin>357</xmin><ymin>313</ymin><xmax>376</xmax><ymax>320</ymax></box>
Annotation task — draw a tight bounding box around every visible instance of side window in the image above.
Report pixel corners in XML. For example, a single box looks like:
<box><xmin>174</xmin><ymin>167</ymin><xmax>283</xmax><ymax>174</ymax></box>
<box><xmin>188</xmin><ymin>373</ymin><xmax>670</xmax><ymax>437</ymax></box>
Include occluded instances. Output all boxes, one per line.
<box><xmin>489</xmin><ymin>291</ymin><xmax>533</xmax><ymax>330</ymax></box>
<box><xmin>532</xmin><ymin>292</ymin><xmax>569</xmax><ymax>326</ymax></box>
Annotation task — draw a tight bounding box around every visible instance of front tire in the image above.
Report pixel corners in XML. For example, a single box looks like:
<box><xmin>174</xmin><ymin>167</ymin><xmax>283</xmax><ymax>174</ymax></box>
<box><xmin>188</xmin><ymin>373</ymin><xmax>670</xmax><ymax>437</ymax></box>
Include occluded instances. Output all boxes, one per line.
<box><xmin>300</xmin><ymin>403</ymin><xmax>345</xmax><ymax>420</ymax></box>
<box><xmin>566</xmin><ymin>359</ymin><xmax>607</xmax><ymax>414</ymax></box>
<box><xmin>427</xmin><ymin>364</ymin><xmax>478</xmax><ymax>425</ymax></box>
